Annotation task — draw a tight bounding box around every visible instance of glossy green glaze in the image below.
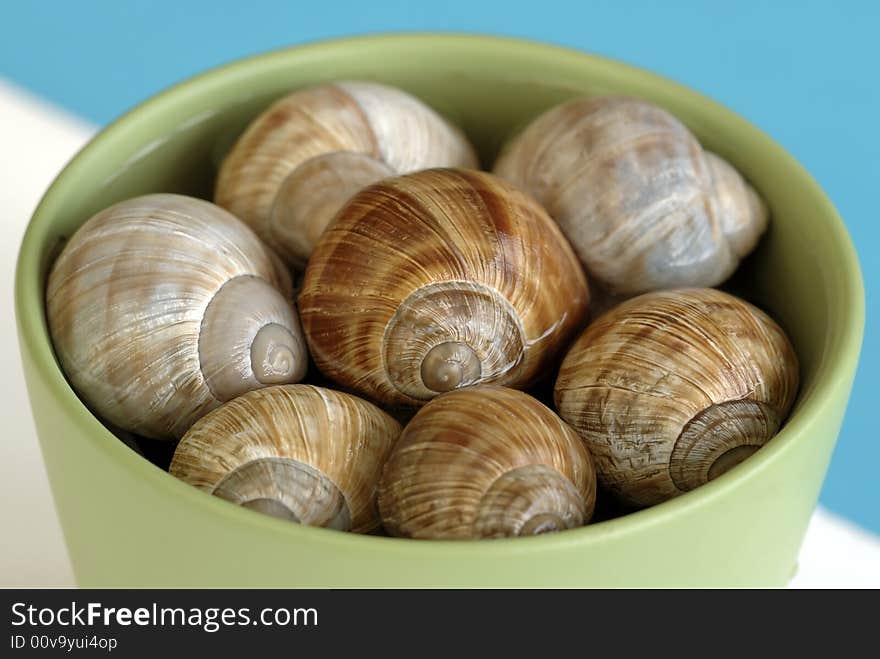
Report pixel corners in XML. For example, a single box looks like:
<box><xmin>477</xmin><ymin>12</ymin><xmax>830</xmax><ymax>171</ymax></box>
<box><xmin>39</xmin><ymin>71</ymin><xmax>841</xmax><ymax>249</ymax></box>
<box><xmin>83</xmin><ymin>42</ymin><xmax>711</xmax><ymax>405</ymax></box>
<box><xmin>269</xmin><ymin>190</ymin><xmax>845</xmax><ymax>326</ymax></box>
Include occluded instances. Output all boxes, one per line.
<box><xmin>15</xmin><ymin>34</ymin><xmax>864</xmax><ymax>586</ymax></box>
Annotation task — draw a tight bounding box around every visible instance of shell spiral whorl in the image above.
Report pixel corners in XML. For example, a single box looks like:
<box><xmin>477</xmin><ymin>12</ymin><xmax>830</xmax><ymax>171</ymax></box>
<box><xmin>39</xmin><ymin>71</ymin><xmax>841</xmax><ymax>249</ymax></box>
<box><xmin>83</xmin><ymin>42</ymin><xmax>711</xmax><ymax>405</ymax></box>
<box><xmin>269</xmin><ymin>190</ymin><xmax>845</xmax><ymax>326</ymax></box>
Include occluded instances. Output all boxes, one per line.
<box><xmin>198</xmin><ymin>274</ymin><xmax>306</xmax><ymax>402</ymax></box>
<box><xmin>382</xmin><ymin>280</ymin><xmax>527</xmax><ymax>400</ymax></box>
<box><xmin>473</xmin><ymin>464</ymin><xmax>587</xmax><ymax>538</ymax></box>
<box><xmin>298</xmin><ymin>168</ymin><xmax>590</xmax><ymax>408</ymax></box>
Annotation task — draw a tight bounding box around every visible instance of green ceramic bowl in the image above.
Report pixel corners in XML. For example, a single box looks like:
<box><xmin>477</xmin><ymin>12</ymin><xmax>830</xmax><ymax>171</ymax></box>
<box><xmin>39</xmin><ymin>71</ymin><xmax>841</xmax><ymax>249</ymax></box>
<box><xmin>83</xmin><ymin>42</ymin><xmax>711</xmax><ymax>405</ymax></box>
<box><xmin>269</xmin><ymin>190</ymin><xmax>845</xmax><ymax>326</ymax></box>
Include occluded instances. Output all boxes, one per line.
<box><xmin>15</xmin><ymin>34</ymin><xmax>864</xmax><ymax>586</ymax></box>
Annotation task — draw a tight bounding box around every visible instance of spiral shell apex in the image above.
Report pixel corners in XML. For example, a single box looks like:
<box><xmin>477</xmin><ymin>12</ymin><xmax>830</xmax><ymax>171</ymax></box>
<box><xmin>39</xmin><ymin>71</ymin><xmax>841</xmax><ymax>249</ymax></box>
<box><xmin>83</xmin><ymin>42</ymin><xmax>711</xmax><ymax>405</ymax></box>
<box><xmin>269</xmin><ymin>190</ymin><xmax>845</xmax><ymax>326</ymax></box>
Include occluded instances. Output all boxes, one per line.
<box><xmin>170</xmin><ymin>385</ymin><xmax>402</xmax><ymax>533</ymax></box>
<box><xmin>554</xmin><ymin>288</ymin><xmax>798</xmax><ymax>506</ymax></box>
<box><xmin>493</xmin><ymin>96</ymin><xmax>768</xmax><ymax>296</ymax></box>
<box><xmin>215</xmin><ymin>81</ymin><xmax>478</xmax><ymax>267</ymax></box>
<box><xmin>298</xmin><ymin>168</ymin><xmax>591</xmax><ymax>407</ymax></box>
<box><xmin>378</xmin><ymin>386</ymin><xmax>597</xmax><ymax>539</ymax></box>
<box><xmin>46</xmin><ymin>194</ymin><xmax>308</xmax><ymax>439</ymax></box>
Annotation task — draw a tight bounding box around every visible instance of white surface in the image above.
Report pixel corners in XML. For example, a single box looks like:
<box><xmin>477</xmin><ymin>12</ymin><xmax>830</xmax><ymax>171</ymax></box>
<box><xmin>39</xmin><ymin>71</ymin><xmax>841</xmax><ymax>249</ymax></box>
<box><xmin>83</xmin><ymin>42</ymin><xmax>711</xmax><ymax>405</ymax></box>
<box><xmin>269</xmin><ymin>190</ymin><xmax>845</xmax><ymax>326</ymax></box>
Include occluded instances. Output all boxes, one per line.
<box><xmin>1</xmin><ymin>77</ymin><xmax>878</xmax><ymax>588</ymax></box>
<box><xmin>792</xmin><ymin>508</ymin><xmax>880</xmax><ymax>588</ymax></box>
<box><xmin>1</xmin><ymin>79</ymin><xmax>90</xmax><ymax>587</ymax></box>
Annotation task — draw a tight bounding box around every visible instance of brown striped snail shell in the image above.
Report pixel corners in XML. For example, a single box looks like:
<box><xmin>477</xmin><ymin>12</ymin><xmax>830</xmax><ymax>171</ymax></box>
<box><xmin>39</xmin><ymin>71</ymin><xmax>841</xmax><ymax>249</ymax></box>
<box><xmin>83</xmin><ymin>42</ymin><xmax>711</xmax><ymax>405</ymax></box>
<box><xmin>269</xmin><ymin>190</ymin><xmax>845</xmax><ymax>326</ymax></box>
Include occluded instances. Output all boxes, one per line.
<box><xmin>298</xmin><ymin>168</ymin><xmax>591</xmax><ymax>408</ymax></box>
<box><xmin>378</xmin><ymin>386</ymin><xmax>596</xmax><ymax>539</ymax></box>
<box><xmin>170</xmin><ymin>385</ymin><xmax>402</xmax><ymax>533</ymax></box>
<box><xmin>493</xmin><ymin>96</ymin><xmax>768</xmax><ymax>296</ymax></box>
<box><xmin>215</xmin><ymin>81</ymin><xmax>479</xmax><ymax>268</ymax></box>
<box><xmin>46</xmin><ymin>194</ymin><xmax>308</xmax><ymax>440</ymax></box>
<box><xmin>554</xmin><ymin>288</ymin><xmax>799</xmax><ymax>507</ymax></box>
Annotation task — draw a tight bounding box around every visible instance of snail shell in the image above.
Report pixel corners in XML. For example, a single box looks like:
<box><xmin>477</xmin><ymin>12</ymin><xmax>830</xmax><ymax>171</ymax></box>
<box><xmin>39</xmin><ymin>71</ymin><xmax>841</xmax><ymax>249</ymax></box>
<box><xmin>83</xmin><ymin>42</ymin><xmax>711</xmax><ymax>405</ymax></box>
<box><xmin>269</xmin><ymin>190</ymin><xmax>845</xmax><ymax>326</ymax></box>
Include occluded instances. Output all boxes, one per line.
<box><xmin>554</xmin><ymin>288</ymin><xmax>798</xmax><ymax>506</ymax></box>
<box><xmin>493</xmin><ymin>96</ymin><xmax>768</xmax><ymax>296</ymax></box>
<box><xmin>169</xmin><ymin>385</ymin><xmax>402</xmax><ymax>533</ymax></box>
<box><xmin>46</xmin><ymin>194</ymin><xmax>308</xmax><ymax>439</ymax></box>
<box><xmin>378</xmin><ymin>386</ymin><xmax>596</xmax><ymax>539</ymax></box>
<box><xmin>298</xmin><ymin>168</ymin><xmax>591</xmax><ymax>408</ymax></box>
<box><xmin>215</xmin><ymin>81</ymin><xmax>479</xmax><ymax>267</ymax></box>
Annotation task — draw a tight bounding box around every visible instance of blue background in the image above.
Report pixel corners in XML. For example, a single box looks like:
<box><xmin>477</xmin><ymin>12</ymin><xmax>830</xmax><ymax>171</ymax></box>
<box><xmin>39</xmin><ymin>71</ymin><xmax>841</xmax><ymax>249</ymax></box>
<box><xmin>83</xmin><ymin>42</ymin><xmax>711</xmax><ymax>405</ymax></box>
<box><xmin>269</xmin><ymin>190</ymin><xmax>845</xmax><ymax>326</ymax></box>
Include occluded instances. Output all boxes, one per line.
<box><xmin>2</xmin><ymin>1</ymin><xmax>877</xmax><ymax>531</ymax></box>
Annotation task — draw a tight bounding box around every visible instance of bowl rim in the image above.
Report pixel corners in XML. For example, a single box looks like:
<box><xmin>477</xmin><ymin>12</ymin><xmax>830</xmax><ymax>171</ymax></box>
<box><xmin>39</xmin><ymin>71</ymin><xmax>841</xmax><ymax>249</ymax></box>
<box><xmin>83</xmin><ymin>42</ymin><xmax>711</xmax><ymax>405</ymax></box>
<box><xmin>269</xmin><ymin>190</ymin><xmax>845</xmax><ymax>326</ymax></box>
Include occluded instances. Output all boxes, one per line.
<box><xmin>14</xmin><ymin>32</ymin><xmax>866</xmax><ymax>555</ymax></box>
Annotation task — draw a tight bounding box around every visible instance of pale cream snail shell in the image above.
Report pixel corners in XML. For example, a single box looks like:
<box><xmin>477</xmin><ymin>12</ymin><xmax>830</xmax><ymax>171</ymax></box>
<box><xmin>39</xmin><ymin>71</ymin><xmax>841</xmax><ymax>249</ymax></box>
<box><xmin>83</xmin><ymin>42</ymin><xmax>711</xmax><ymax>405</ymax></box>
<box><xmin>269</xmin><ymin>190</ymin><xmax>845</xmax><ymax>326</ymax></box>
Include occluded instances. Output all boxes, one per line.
<box><xmin>215</xmin><ymin>81</ymin><xmax>479</xmax><ymax>268</ymax></box>
<box><xmin>493</xmin><ymin>96</ymin><xmax>768</xmax><ymax>296</ymax></box>
<box><xmin>378</xmin><ymin>386</ymin><xmax>597</xmax><ymax>539</ymax></box>
<box><xmin>554</xmin><ymin>288</ymin><xmax>799</xmax><ymax>507</ymax></box>
<box><xmin>46</xmin><ymin>193</ymin><xmax>308</xmax><ymax>439</ymax></box>
<box><xmin>298</xmin><ymin>168</ymin><xmax>591</xmax><ymax>408</ymax></box>
<box><xmin>170</xmin><ymin>385</ymin><xmax>402</xmax><ymax>533</ymax></box>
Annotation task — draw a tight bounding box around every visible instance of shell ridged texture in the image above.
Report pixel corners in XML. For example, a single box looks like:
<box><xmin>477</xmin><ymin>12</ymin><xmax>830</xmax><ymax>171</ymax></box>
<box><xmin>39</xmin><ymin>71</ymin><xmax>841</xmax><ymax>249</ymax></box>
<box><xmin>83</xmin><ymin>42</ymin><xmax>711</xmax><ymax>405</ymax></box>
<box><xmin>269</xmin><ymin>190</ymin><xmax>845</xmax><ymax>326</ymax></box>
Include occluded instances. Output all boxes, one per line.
<box><xmin>46</xmin><ymin>193</ymin><xmax>301</xmax><ymax>439</ymax></box>
<box><xmin>270</xmin><ymin>152</ymin><xmax>394</xmax><ymax>268</ymax></box>
<box><xmin>215</xmin><ymin>81</ymin><xmax>478</xmax><ymax>253</ymax></box>
<box><xmin>298</xmin><ymin>168</ymin><xmax>590</xmax><ymax>407</ymax></box>
<box><xmin>169</xmin><ymin>384</ymin><xmax>402</xmax><ymax>533</ymax></box>
<box><xmin>493</xmin><ymin>96</ymin><xmax>768</xmax><ymax>295</ymax></box>
<box><xmin>554</xmin><ymin>288</ymin><xmax>798</xmax><ymax>506</ymax></box>
<box><xmin>378</xmin><ymin>386</ymin><xmax>596</xmax><ymax>539</ymax></box>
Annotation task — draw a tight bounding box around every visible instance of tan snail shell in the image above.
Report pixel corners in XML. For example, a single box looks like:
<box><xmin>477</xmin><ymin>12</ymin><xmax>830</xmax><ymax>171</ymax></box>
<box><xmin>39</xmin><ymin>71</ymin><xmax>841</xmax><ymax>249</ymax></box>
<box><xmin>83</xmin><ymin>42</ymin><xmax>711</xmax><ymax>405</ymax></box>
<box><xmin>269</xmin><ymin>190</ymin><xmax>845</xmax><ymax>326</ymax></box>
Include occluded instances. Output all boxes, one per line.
<box><xmin>554</xmin><ymin>288</ymin><xmax>798</xmax><ymax>507</ymax></box>
<box><xmin>215</xmin><ymin>81</ymin><xmax>479</xmax><ymax>268</ymax></box>
<box><xmin>170</xmin><ymin>385</ymin><xmax>402</xmax><ymax>532</ymax></box>
<box><xmin>298</xmin><ymin>168</ymin><xmax>591</xmax><ymax>408</ymax></box>
<box><xmin>493</xmin><ymin>96</ymin><xmax>768</xmax><ymax>296</ymax></box>
<box><xmin>46</xmin><ymin>194</ymin><xmax>308</xmax><ymax>439</ymax></box>
<box><xmin>378</xmin><ymin>386</ymin><xmax>596</xmax><ymax>539</ymax></box>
